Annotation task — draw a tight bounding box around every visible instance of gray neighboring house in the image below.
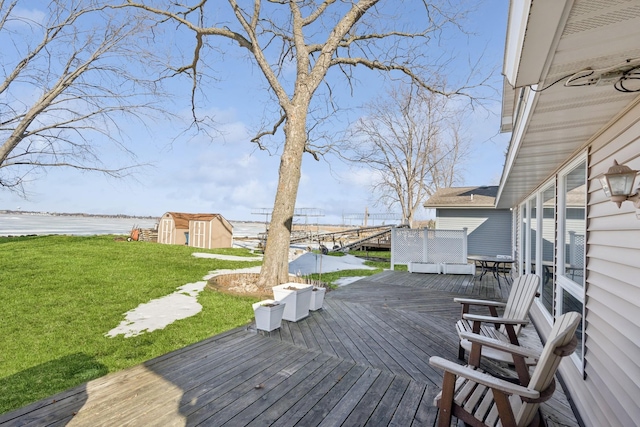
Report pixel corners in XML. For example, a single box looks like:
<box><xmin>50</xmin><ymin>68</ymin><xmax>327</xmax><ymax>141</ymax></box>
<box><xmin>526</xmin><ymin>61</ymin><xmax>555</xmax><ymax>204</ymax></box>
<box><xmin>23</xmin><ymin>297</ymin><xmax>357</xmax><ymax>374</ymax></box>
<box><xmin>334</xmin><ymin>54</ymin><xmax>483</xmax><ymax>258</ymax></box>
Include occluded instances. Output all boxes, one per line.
<box><xmin>424</xmin><ymin>186</ymin><xmax>512</xmax><ymax>257</ymax></box>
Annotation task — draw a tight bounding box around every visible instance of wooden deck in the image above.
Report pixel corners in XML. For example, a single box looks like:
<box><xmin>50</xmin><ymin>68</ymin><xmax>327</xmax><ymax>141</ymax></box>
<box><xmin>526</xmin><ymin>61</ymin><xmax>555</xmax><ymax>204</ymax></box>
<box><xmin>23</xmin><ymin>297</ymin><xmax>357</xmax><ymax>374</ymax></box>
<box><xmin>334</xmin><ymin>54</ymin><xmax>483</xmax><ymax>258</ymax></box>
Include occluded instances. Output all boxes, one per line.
<box><xmin>0</xmin><ymin>271</ymin><xmax>579</xmax><ymax>426</ymax></box>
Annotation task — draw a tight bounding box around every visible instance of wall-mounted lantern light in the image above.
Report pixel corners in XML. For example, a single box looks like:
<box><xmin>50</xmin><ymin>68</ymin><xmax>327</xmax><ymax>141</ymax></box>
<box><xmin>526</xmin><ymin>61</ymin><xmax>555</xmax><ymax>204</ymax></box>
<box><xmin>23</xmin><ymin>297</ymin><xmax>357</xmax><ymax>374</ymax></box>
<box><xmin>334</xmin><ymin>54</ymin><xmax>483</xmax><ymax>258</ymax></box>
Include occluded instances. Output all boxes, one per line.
<box><xmin>597</xmin><ymin>160</ymin><xmax>640</xmax><ymax>208</ymax></box>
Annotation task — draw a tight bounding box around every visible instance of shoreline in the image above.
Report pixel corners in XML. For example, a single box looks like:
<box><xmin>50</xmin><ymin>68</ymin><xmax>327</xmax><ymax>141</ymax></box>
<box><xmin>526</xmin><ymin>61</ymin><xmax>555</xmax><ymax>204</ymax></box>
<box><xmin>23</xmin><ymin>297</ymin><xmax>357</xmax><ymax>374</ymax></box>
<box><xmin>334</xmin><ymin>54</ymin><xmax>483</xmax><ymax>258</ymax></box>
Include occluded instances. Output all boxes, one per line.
<box><xmin>1</xmin><ymin>211</ymin><xmax>357</xmax><ymax>228</ymax></box>
<box><xmin>0</xmin><ymin>210</ymin><xmax>158</xmax><ymax>220</ymax></box>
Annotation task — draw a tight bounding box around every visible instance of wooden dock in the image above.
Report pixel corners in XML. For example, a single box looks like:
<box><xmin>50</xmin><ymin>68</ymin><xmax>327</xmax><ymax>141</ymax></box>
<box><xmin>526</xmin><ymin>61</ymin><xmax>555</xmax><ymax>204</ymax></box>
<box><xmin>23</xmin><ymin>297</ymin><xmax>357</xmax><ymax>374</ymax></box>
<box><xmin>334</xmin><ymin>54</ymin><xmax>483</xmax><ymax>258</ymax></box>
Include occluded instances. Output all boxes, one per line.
<box><xmin>0</xmin><ymin>271</ymin><xmax>579</xmax><ymax>426</ymax></box>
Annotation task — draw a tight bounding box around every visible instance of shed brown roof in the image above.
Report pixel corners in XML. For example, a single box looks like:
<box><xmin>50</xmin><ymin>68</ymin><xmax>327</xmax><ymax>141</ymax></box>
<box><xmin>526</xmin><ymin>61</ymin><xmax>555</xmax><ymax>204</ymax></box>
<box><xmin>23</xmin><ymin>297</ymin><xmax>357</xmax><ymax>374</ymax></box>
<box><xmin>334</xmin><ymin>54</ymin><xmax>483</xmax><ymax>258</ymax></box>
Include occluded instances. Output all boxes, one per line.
<box><xmin>424</xmin><ymin>186</ymin><xmax>498</xmax><ymax>208</ymax></box>
<box><xmin>163</xmin><ymin>212</ymin><xmax>233</xmax><ymax>233</ymax></box>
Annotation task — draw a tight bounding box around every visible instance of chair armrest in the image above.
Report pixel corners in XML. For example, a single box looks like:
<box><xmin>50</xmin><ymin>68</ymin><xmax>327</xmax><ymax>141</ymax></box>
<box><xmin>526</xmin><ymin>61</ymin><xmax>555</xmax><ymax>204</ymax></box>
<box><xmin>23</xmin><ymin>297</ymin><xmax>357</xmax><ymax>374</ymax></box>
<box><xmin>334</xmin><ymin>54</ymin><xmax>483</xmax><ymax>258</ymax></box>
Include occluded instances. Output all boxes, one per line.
<box><xmin>454</xmin><ymin>297</ymin><xmax>506</xmax><ymax>308</ymax></box>
<box><xmin>459</xmin><ymin>332</ymin><xmax>540</xmax><ymax>359</ymax></box>
<box><xmin>462</xmin><ymin>314</ymin><xmax>530</xmax><ymax>326</ymax></box>
<box><xmin>429</xmin><ymin>356</ymin><xmax>539</xmax><ymax>399</ymax></box>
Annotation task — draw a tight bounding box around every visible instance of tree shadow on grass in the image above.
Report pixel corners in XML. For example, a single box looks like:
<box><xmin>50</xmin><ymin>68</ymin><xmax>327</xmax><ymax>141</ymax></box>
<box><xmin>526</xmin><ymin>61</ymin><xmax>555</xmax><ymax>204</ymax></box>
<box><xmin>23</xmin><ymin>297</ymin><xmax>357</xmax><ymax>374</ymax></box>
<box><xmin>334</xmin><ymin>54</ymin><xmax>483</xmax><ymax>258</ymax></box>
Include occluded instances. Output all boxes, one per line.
<box><xmin>0</xmin><ymin>353</ymin><xmax>108</xmax><ymax>425</ymax></box>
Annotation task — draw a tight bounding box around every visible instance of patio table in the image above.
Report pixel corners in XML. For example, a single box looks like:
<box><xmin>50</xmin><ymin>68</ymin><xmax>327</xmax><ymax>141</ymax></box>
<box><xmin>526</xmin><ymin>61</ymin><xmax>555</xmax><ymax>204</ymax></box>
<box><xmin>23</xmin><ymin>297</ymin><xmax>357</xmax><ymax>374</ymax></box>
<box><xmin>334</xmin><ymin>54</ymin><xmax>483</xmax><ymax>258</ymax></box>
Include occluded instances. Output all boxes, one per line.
<box><xmin>467</xmin><ymin>255</ymin><xmax>514</xmax><ymax>287</ymax></box>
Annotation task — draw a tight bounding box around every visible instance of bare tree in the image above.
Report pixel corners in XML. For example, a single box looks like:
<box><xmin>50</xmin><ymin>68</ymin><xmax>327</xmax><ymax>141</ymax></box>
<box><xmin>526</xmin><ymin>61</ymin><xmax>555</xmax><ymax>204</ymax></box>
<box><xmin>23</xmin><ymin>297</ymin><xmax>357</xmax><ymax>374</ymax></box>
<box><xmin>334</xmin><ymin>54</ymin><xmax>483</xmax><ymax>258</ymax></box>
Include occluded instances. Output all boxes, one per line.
<box><xmin>117</xmin><ymin>1</ymin><xmax>485</xmax><ymax>288</ymax></box>
<box><xmin>0</xmin><ymin>0</ymin><xmax>164</xmax><ymax>194</ymax></box>
<box><xmin>344</xmin><ymin>85</ymin><xmax>469</xmax><ymax>227</ymax></box>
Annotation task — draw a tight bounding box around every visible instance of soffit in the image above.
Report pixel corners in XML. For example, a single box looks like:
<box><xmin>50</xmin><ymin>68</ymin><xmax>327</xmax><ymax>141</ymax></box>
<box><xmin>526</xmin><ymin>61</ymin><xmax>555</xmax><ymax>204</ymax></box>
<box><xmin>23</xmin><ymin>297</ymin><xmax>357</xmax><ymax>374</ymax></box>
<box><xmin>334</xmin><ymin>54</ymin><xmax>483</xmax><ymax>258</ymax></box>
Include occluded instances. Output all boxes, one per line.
<box><xmin>497</xmin><ymin>0</ymin><xmax>640</xmax><ymax>208</ymax></box>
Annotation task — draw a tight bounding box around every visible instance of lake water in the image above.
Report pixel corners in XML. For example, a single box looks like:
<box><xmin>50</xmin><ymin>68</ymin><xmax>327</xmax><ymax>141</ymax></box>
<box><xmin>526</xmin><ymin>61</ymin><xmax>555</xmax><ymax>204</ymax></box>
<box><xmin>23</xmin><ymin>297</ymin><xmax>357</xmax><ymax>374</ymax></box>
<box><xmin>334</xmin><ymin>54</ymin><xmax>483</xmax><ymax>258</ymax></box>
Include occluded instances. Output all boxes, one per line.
<box><xmin>0</xmin><ymin>213</ymin><xmax>265</xmax><ymax>238</ymax></box>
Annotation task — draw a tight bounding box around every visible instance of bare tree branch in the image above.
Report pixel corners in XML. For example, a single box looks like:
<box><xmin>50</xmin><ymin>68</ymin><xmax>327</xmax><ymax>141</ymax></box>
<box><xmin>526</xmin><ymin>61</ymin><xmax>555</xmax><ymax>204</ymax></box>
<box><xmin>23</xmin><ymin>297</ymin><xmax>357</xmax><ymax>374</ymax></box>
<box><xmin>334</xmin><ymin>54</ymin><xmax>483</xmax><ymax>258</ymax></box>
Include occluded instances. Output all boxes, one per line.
<box><xmin>114</xmin><ymin>0</ymin><xmax>490</xmax><ymax>287</ymax></box>
<box><xmin>0</xmin><ymin>0</ymin><xmax>170</xmax><ymax>194</ymax></box>
<box><xmin>121</xmin><ymin>0</ymin><xmax>253</xmax><ymax>48</ymax></box>
<box><xmin>341</xmin><ymin>84</ymin><xmax>470</xmax><ymax>227</ymax></box>
<box><xmin>330</xmin><ymin>57</ymin><xmax>450</xmax><ymax>96</ymax></box>
<box><xmin>250</xmin><ymin>112</ymin><xmax>286</xmax><ymax>154</ymax></box>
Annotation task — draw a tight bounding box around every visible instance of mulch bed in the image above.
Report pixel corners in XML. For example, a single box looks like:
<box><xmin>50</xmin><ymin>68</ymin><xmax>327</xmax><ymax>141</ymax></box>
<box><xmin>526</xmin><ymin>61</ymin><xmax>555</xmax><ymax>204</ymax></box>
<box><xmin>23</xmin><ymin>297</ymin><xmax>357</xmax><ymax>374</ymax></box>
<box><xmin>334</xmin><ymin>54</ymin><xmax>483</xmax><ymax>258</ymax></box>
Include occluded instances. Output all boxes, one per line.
<box><xmin>207</xmin><ymin>273</ymin><xmax>327</xmax><ymax>299</ymax></box>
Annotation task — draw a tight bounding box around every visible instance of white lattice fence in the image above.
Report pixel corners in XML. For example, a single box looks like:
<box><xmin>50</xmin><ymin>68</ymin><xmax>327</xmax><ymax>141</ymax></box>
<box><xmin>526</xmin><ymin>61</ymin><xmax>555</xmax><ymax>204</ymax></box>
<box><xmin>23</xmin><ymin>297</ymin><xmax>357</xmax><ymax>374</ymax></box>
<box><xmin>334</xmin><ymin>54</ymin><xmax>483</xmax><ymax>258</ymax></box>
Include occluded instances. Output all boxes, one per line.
<box><xmin>425</xmin><ymin>229</ymin><xmax>468</xmax><ymax>264</ymax></box>
<box><xmin>390</xmin><ymin>228</ymin><xmax>425</xmax><ymax>267</ymax></box>
<box><xmin>391</xmin><ymin>227</ymin><xmax>468</xmax><ymax>270</ymax></box>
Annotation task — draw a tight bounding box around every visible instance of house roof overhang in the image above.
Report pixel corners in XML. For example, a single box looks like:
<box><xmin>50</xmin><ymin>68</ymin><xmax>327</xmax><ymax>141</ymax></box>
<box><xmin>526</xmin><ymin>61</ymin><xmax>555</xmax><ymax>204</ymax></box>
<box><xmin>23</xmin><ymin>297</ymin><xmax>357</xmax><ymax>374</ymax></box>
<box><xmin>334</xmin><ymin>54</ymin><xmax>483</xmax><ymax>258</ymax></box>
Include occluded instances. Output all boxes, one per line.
<box><xmin>496</xmin><ymin>0</ymin><xmax>640</xmax><ymax>209</ymax></box>
<box><xmin>503</xmin><ymin>0</ymin><xmax>572</xmax><ymax>89</ymax></box>
<box><xmin>424</xmin><ymin>186</ymin><xmax>500</xmax><ymax>209</ymax></box>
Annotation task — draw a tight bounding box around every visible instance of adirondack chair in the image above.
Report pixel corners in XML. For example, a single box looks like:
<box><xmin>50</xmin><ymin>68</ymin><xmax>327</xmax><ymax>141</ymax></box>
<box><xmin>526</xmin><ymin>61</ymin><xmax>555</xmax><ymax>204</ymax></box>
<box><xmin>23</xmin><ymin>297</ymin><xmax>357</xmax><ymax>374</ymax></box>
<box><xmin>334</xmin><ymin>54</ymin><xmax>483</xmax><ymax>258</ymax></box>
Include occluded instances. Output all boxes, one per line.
<box><xmin>430</xmin><ymin>311</ymin><xmax>581</xmax><ymax>427</ymax></box>
<box><xmin>455</xmin><ymin>274</ymin><xmax>539</xmax><ymax>378</ymax></box>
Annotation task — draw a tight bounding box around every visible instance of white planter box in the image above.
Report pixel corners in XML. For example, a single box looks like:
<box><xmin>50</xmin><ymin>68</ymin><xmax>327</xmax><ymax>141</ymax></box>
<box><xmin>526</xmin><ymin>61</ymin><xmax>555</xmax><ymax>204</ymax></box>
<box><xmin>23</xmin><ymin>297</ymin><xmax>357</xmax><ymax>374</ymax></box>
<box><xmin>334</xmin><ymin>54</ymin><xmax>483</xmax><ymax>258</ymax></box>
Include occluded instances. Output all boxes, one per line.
<box><xmin>252</xmin><ymin>299</ymin><xmax>286</xmax><ymax>332</ymax></box>
<box><xmin>408</xmin><ymin>262</ymin><xmax>441</xmax><ymax>274</ymax></box>
<box><xmin>442</xmin><ymin>263</ymin><xmax>475</xmax><ymax>275</ymax></box>
<box><xmin>309</xmin><ymin>287</ymin><xmax>326</xmax><ymax>311</ymax></box>
<box><xmin>272</xmin><ymin>283</ymin><xmax>313</xmax><ymax>321</ymax></box>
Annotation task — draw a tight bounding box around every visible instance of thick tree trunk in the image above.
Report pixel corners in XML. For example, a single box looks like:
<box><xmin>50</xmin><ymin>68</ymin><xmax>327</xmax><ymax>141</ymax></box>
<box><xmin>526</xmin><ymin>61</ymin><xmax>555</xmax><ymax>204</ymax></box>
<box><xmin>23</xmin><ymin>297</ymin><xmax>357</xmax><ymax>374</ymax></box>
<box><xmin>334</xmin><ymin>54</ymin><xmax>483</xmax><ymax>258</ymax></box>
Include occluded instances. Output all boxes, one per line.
<box><xmin>257</xmin><ymin>108</ymin><xmax>308</xmax><ymax>288</ymax></box>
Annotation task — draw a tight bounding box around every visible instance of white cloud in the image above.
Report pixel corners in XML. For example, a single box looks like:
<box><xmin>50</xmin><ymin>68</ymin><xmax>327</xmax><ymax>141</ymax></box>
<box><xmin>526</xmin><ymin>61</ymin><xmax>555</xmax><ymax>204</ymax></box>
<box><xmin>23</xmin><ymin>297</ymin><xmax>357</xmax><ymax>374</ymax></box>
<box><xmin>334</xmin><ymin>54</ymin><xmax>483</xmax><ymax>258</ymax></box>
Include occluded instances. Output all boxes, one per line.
<box><xmin>341</xmin><ymin>168</ymin><xmax>378</xmax><ymax>189</ymax></box>
<box><xmin>6</xmin><ymin>7</ymin><xmax>46</xmax><ymax>27</ymax></box>
<box><xmin>1</xmin><ymin>1</ymin><xmax>511</xmax><ymax>224</ymax></box>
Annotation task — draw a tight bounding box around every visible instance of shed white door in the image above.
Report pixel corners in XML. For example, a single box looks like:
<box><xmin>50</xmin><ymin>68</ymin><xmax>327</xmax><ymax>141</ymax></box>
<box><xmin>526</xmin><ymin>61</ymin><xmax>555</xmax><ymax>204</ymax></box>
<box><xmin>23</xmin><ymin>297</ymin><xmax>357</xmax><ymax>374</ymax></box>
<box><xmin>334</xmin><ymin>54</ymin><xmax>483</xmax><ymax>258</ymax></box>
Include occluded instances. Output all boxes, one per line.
<box><xmin>190</xmin><ymin>221</ymin><xmax>208</xmax><ymax>248</ymax></box>
<box><xmin>158</xmin><ymin>218</ymin><xmax>174</xmax><ymax>244</ymax></box>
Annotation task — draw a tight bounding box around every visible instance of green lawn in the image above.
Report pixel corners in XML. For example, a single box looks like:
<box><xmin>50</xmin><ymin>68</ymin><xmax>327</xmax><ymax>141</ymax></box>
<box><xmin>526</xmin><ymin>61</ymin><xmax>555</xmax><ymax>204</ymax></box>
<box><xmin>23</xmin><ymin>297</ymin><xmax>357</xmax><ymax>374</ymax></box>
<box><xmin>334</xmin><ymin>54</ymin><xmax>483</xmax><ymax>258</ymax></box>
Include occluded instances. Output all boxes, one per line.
<box><xmin>0</xmin><ymin>237</ymin><xmax>403</xmax><ymax>414</ymax></box>
<box><xmin>0</xmin><ymin>235</ymin><xmax>262</xmax><ymax>414</ymax></box>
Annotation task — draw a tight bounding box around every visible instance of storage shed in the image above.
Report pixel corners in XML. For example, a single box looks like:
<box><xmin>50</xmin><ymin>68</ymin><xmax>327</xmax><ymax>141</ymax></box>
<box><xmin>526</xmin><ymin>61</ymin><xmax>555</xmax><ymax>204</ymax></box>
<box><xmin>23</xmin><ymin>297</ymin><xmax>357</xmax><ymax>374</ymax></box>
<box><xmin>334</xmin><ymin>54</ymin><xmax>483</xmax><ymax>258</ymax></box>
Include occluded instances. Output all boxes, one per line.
<box><xmin>157</xmin><ymin>212</ymin><xmax>233</xmax><ymax>249</ymax></box>
<box><xmin>423</xmin><ymin>186</ymin><xmax>512</xmax><ymax>257</ymax></box>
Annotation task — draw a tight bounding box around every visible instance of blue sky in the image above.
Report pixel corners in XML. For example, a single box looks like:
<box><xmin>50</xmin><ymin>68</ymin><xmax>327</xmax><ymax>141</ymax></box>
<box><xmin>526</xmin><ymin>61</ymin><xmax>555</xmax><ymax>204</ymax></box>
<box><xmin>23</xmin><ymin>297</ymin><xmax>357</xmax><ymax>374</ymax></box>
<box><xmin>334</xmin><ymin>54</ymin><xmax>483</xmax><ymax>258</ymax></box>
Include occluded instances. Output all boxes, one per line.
<box><xmin>1</xmin><ymin>1</ymin><xmax>510</xmax><ymax>224</ymax></box>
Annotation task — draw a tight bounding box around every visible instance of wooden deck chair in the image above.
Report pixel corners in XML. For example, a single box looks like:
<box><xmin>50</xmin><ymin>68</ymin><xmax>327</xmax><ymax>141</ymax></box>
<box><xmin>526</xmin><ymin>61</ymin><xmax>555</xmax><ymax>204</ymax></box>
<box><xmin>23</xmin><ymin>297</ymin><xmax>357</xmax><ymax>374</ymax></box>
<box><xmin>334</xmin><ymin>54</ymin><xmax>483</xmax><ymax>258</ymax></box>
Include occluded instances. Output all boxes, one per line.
<box><xmin>455</xmin><ymin>274</ymin><xmax>539</xmax><ymax>374</ymax></box>
<box><xmin>430</xmin><ymin>311</ymin><xmax>581</xmax><ymax>427</ymax></box>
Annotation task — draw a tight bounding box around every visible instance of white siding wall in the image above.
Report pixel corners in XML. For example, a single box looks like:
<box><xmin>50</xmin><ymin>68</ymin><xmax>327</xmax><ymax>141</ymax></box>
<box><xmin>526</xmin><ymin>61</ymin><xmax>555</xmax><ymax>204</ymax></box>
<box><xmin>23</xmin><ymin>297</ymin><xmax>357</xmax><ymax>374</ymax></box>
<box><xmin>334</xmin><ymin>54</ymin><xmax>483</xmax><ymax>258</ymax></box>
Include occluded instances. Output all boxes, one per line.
<box><xmin>528</xmin><ymin>102</ymin><xmax>640</xmax><ymax>427</ymax></box>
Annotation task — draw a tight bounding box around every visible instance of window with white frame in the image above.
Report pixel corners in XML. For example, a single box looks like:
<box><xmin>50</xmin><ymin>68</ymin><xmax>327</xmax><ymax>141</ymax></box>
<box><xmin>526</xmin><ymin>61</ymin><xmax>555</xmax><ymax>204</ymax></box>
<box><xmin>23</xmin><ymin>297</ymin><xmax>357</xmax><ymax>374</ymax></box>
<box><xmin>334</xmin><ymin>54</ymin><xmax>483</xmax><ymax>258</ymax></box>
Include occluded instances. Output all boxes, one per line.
<box><xmin>539</xmin><ymin>185</ymin><xmax>555</xmax><ymax>317</ymax></box>
<box><xmin>529</xmin><ymin>195</ymin><xmax>537</xmax><ymax>277</ymax></box>
<box><xmin>557</xmin><ymin>157</ymin><xmax>586</xmax><ymax>364</ymax></box>
<box><xmin>520</xmin><ymin>204</ymin><xmax>527</xmax><ymax>275</ymax></box>
<box><xmin>524</xmin><ymin>188</ymin><xmax>554</xmax><ymax>319</ymax></box>
<box><xmin>520</xmin><ymin>196</ymin><xmax>537</xmax><ymax>277</ymax></box>
<box><xmin>518</xmin><ymin>158</ymin><xmax>584</xmax><ymax>367</ymax></box>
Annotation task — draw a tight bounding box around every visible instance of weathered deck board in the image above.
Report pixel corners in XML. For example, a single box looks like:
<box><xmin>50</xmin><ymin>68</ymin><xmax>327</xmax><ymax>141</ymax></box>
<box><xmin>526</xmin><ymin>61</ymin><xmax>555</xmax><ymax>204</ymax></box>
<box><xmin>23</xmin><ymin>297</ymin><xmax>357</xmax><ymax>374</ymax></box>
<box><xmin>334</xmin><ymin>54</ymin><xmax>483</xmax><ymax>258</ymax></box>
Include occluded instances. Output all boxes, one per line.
<box><xmin>0</xmin><ymin>271</ymin><xmax>578</xmax><ymax>427</ymax></box>
<box><xmin>322</xmin><ymin>303</ymin><xmax>394</xmax><ymax>371</ymax></box>
<box><xmin>331</xmin><ymin>300</ymin><xmax>435</xmax><ymax>383</ymax></box>
<box><xmin>266</xmin><ymin>359</ymin><xmax>359</xmax><ymax>427</ymax></box>
<box><xmin>340</xmin><ymin>370</ymin><xmax>396</xmax><ymax>426</ymax></box>
<box><xmin>1</xmin><ymin>328</ymin><xmax>255</xmax><ymax>425</ymax></box>
<box><xmin>195</xmin><ymin>351</ymin><xmax>329</xmax><ymax>426</ymax></box>
<box><xmin>244</xmin><ymin>357</ymin><xmax>351</xmax><ymax>427</ymax></box>
<box><xmin>302</xmin><ymin>309</ymin><xmax>350</xmax><ymax>359</ymax></box>
<box><xmin>387</xmin><ymin>381</ymin><xmax>431</xmax><ymax>427</ymax></box>
<box><xmin>114</xmin><ymin>340</ymin><xmax>304</xmax><ymax>426</ymax></box>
